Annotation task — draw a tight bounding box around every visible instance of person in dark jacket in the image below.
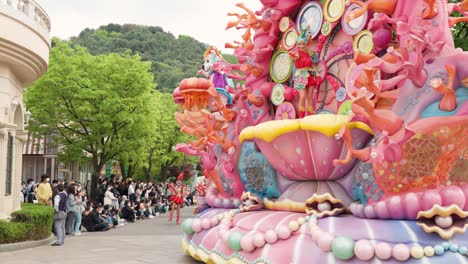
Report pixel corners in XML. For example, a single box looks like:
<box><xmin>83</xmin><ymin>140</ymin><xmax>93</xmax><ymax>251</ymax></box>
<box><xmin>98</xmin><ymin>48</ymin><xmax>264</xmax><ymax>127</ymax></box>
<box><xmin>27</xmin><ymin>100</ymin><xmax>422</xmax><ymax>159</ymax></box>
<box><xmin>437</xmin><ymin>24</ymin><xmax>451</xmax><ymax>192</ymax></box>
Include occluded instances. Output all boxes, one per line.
<box><xmin>51</xmin><ymin>184</ymin><xmax>68</xmax><ymax>246</ymax></box>
<box><xmin>120</xmin><ymin>200</ymin><xmax>135</xmax><ymax>223</ymax></box>
<box><xmin>82</xmin><ymin>204</ymin><xmax>110</xmax><ymax>232</ymax></box>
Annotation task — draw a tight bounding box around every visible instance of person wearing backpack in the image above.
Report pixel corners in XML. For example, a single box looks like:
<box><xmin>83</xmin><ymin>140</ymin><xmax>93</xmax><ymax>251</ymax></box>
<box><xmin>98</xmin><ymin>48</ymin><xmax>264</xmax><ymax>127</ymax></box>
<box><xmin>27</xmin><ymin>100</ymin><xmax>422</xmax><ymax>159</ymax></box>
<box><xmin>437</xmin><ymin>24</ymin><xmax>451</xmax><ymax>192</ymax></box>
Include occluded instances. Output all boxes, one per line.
<box><xmin>51</xmin><ymin>184</ymin><xmax>68</xmax><ymax>246</ymax></box>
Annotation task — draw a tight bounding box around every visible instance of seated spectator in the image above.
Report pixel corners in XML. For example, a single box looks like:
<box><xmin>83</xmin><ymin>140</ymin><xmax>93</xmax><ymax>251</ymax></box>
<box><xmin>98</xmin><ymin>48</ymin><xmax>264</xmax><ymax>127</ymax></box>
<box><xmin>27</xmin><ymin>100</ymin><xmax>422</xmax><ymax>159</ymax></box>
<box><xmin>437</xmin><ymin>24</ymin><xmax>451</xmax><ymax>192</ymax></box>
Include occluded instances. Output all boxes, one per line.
<box><xmin>81</xmin><ymin>204</ymin><xmax>110</xmax><ymax>232</ymax></box>
<box><xmin>103</xmin><ymin>204</ymin><xmax>118</xmax><ymax>227</ymax></box>
<box><xmin>120</xmin><ymin>195</ymin><xmax>128</xmax><ymax>209</ymax></box>
<box><xmin>120</xmin><ymin>200</ymin><xmax>135</xmax><ymax>223</ymax></box>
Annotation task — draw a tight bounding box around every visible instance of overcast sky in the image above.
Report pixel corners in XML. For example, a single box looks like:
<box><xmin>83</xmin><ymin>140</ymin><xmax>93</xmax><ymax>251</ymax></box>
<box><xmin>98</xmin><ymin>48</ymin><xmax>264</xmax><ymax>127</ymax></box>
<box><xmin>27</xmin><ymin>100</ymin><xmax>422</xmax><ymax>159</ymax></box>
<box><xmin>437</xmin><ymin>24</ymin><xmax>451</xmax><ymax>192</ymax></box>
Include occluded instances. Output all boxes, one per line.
<box><xmin>38</xmin><ymin>0</ymin><xmax>263</xmax><ymax>52</ymax></box>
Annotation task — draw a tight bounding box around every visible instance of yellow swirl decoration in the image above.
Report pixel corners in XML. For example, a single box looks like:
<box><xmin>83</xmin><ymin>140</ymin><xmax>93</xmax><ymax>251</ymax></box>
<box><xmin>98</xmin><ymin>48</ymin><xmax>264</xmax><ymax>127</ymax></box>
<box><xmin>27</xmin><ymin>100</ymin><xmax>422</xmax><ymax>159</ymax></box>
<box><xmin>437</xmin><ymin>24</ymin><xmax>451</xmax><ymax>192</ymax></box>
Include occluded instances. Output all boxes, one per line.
<box><xmin>239</xmin><ymin>114</ymin><xmax>374</xmax><ymax>143</ymax></box>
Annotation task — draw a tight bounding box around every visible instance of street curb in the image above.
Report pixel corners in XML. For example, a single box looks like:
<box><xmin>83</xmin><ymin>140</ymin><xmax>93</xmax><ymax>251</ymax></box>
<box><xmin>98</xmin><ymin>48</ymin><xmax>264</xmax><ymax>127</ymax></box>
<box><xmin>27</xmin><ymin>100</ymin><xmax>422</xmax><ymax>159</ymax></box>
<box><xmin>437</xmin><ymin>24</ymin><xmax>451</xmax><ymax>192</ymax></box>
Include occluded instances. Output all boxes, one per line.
<box><xmin>0</xmin><ymin>234</ymin><xmax>55</xmax><ymax>252</ymax></box>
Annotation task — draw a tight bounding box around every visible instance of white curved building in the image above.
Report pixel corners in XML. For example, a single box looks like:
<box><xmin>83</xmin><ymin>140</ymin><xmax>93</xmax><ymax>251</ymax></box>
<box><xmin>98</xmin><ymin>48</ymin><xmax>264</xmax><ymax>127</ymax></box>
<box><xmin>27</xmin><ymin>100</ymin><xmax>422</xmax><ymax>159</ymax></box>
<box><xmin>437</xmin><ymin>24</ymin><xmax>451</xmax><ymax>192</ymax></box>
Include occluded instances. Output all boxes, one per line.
<box><xmin>0</xmin><ymin>0</ymin><xmax>50</xmax><ymax>218</ymax></box>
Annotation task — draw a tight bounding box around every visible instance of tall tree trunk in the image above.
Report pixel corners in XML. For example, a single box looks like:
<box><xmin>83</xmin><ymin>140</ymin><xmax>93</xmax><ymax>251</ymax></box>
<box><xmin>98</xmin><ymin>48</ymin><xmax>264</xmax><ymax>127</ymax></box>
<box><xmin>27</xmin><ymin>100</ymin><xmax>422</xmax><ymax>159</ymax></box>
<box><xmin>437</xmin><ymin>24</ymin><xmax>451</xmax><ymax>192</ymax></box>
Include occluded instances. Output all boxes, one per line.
<box><xmin>120</xmin><ymin>161</ymin><xmax>127</xmax><ymax>180</ymax></box>
<box><xmin>127</xmin><ymin>164</ymin><xmax>135</xmax><ymax>179</ymax></box>
<box><xmin>90</xmin><ymin>170</ymin><xmax>101</xmax><ymax>201</ymax></box>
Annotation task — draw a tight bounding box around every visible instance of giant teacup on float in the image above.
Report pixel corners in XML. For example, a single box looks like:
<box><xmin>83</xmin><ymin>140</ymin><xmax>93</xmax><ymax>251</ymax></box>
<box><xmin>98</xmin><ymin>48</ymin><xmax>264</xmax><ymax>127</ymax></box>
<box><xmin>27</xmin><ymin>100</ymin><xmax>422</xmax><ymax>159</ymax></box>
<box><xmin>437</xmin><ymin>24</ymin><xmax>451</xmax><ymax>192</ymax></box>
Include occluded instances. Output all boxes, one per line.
<box><xmin>240</xmin><ymin>114</ymin><xmax>373</xmax><ymax>181</ymax></box>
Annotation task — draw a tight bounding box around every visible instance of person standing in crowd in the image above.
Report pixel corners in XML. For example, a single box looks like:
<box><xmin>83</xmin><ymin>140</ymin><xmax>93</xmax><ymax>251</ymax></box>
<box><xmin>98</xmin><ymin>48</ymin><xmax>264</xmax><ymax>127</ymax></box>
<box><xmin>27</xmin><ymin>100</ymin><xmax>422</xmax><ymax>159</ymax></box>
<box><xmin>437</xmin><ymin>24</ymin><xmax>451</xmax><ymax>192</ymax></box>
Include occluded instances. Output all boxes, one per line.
<box><xmin>52</xmin><ymin>177</ymin><xmax>65</xmax><ymax>205</ymax></box>
<box><xmin>25</xmin><ymin>178</ymin><xmax>35</xmax><ymax>200</ymax></box>
<box><xmin>51</xmin><ymin>184</ymin><xmax>68</xmax><ymax>246</ymax></box>
<box><xmin>65</xmin><ymin>184</ymin><xmax>77</xmax><ymax>235</ymax></box>
<box><xmin>128</xmin><ymin>180</ymin><xmax>135</xmax><ymax>203</ymax></box>
<box><xmin>73</xmin><ymin>184</ymin><xmax>84</xmax><ymax>236</ymax></box>
<box><xmin>97</xmin><ymin>179</ymin><xmax>108</xmax><ymax>205</ymax></box>
<box><xmin>27</xmin><ymin>184</ymin><xmax>38</xmax><ymax>204</ymax></box>
<box><xmin>37</xmin><ymin>174</ymin><xmax>52</xmax><ymax>205</ymax></box>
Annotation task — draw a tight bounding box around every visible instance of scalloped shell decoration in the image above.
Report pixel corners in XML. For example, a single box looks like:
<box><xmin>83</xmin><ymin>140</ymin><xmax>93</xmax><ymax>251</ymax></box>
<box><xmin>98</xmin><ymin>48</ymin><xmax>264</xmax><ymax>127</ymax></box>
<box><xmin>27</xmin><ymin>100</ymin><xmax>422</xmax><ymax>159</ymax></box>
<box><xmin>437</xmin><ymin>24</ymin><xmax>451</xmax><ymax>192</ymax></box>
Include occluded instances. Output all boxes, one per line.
<box><xmin>417</xmin><ymin>204</ymin><xmax>468</xmax><ymax>239</ymax></box>
<box><xmin>305</xmin><ymin>193</ymin><xmax>345</xmax><ymax>218</ymax></box>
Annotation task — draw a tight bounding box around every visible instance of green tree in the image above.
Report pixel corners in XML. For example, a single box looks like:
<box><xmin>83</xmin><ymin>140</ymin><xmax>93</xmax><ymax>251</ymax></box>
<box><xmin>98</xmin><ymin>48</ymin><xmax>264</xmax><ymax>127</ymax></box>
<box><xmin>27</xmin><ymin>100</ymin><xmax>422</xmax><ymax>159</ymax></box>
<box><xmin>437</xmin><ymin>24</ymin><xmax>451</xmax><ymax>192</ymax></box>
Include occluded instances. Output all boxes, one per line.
<box><xmin>25</xmin><ymin>39</ymin><xmax>156</xmax><ymax>199</ymax></box>
<box><xmin>70</xmin><ymin>24</ymin><xmax>208</xmax><ymax>92</ymax></box>
<box><xmin>142</xmin><ymin>92</ymin><xmax>188</xmax><ymax>182</ymax></box>
<box><xmin>449</xmin><ymin>0</ymin><xmax>468</xmax><ymax>50</ymax></box>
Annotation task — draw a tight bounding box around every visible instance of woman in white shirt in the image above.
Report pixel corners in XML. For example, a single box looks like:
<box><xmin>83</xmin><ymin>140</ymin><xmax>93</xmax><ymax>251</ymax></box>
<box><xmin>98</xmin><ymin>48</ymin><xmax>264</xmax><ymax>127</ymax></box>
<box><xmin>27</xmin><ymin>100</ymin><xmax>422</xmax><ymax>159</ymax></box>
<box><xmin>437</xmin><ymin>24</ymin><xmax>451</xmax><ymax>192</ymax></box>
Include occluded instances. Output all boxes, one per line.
<box><xmin>104</xmin><ymin>186</ymin><xmax>118</xmax><ymax>208</ymax></box>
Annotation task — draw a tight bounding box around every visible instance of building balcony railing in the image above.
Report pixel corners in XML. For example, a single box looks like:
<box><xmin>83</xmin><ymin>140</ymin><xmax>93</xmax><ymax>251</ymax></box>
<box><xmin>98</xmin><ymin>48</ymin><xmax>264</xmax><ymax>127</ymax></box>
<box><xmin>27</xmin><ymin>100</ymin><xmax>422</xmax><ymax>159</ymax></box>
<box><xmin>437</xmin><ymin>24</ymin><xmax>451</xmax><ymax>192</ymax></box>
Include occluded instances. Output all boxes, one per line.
<box><xmin>0</xmin><ymin>0</ymin><xmax>50</xmax><ymax>33</ymax></box>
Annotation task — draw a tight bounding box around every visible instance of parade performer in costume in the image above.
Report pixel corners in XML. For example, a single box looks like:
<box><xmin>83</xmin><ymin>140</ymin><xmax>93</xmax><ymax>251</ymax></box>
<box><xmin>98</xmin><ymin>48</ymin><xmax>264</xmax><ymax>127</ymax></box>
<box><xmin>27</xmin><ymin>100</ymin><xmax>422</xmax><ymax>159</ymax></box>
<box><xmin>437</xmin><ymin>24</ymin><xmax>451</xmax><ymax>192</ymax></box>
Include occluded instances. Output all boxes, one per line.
<box><xmin>168</xmin><ymin>172</ymin><xmax>185</xmax><ymax>224</ymax></box>
<box><xmin>289</xmin><ymin>28</ymin><xmax>316</xmax><ymax>118</ymax></box>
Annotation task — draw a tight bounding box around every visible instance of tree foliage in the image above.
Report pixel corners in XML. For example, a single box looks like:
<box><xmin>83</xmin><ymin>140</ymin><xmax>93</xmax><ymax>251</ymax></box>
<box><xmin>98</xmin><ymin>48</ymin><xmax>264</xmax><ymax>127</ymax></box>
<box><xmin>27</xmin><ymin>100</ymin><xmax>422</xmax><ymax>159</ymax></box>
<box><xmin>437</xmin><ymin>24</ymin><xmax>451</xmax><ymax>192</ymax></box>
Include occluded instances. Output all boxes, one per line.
<box><xmin>70</xmin><ymin>24</ymin><xmax>208</xmax><ymax>93</ymax></box>
<box><xmin>25</xmin><ymin>39</ymin><xmax>156</xmax><ymax>198</ymax></box>
<box><xmin>450</xmin><ymin>0</ymin><xmax>468</xmax><ymax>51</ymax></box>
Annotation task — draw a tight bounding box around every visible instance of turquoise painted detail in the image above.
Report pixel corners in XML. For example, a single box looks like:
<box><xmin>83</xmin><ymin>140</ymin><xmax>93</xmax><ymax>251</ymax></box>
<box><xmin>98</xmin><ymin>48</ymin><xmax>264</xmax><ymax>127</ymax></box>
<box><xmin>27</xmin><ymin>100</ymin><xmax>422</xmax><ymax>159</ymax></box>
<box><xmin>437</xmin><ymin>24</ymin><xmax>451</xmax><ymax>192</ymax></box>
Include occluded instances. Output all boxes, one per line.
<box><xmin>421</xmin><ymin>87</ymin><xmax>468</xmax><ymax>118</ymax></box>
<box><xmin>215</xmin><ymin>88</ymin><xmax>233</xmax><ymax>104</ymax></box>
<box><xmin>237</xmin><ymin>142</ymin><xmax>281</xmax><ymax>199</ymax></box>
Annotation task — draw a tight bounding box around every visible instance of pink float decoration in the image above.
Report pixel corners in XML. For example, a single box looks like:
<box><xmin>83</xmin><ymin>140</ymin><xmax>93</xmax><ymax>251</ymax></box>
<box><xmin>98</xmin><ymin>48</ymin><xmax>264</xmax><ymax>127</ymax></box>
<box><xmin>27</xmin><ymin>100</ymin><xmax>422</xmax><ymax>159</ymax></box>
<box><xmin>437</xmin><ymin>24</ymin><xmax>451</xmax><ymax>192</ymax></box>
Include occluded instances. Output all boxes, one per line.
<box><xmin>176</xmin><ymin>0</ymin><xmax>468</xmax><ymax>263</ymax></box>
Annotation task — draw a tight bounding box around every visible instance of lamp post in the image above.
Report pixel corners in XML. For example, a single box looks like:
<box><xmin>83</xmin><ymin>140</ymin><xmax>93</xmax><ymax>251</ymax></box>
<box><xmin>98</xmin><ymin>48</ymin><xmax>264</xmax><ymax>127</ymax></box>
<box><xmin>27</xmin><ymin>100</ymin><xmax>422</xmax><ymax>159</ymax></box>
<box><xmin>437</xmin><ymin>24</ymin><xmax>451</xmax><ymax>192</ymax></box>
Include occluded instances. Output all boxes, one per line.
<box><xmin>24</xmin><ymin>110</ymin><xmax>31</xmax><ymax>125</ymax></box>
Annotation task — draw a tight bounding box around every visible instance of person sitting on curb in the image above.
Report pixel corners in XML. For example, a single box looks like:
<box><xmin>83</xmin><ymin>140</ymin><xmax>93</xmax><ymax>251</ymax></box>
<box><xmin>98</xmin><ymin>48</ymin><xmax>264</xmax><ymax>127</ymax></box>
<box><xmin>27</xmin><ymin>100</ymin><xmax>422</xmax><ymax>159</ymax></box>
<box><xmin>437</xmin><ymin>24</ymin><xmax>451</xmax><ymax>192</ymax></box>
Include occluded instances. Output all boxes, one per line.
<box><xmin>82</xmin><ymin>204</ymin><xmax>110</xmax><ymax>232</ymax></box>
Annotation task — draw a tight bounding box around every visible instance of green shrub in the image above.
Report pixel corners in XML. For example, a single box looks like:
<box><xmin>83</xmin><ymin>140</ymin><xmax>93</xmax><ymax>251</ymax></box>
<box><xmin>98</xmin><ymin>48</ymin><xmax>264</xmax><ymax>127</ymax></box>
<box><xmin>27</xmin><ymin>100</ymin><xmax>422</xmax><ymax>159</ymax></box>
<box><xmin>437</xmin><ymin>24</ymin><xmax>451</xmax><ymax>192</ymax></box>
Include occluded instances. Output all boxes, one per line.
<box><xmin>0</xmin><ymin>204</ymin><xmax>53</xmax><ymax>244</ymax></box>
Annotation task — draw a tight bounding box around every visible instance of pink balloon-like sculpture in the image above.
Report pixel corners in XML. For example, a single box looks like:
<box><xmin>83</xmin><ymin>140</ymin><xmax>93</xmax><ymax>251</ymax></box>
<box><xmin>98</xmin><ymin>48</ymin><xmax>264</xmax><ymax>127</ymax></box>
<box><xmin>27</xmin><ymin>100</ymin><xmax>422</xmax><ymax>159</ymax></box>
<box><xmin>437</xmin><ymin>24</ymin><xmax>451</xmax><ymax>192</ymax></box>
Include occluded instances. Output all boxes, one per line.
<box><xmin>175</xmin><ymin>0</ymin><xmax>468</xmax><ymax>263</ymax></box>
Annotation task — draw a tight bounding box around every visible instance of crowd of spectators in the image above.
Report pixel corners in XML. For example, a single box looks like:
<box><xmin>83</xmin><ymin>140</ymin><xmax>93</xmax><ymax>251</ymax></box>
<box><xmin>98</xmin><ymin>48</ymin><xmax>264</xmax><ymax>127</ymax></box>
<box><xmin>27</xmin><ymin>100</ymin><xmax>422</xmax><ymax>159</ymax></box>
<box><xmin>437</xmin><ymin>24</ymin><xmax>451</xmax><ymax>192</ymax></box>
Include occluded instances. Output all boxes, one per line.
<box><xmin>21</xmin><ymin>174</ymin><xmax>194</xmax><ymax>246</ymax></box>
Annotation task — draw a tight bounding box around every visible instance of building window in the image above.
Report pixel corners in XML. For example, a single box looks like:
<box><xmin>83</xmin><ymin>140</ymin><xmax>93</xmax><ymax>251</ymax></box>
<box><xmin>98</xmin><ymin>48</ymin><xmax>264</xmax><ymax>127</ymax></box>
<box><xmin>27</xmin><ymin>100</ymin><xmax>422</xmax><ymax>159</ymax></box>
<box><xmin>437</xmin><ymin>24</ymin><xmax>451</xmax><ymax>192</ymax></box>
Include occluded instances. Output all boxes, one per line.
<box><xmin>5</xmin><ymin>133</ymin><xmax>14</xmax><ymax>196</ymax></box>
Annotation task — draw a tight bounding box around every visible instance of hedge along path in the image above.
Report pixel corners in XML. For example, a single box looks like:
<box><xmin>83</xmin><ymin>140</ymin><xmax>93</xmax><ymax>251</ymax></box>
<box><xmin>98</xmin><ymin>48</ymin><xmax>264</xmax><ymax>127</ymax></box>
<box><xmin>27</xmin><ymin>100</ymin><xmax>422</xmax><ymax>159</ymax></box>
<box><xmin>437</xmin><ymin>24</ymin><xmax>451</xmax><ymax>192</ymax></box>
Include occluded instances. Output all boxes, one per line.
<box><xmin>0</xmin><ymin>204</ymin><xmax>54</xmax><ymax>244</ymax></box>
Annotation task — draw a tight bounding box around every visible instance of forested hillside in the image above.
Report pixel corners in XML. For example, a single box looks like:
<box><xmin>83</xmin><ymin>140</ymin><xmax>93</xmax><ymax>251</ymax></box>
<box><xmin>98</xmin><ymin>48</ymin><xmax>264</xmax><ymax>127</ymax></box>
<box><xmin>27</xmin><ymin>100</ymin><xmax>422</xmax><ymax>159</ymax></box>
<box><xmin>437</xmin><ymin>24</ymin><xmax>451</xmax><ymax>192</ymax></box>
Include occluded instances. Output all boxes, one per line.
<box><xmin>70</xmin><ymin>24</ymin><xmax>207</xmax><ymax>93</ymax></box>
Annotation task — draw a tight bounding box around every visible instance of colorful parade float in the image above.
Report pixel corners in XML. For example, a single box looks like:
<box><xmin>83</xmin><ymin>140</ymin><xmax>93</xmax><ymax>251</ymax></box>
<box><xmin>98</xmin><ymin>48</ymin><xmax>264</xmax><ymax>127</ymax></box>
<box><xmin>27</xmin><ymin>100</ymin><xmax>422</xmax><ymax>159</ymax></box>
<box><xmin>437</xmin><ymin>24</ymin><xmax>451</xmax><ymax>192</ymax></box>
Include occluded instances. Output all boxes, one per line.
<box><xmin>173</xmin><ymin>0</ymin><xmax>468</xmax><ymax>263</ymax></box>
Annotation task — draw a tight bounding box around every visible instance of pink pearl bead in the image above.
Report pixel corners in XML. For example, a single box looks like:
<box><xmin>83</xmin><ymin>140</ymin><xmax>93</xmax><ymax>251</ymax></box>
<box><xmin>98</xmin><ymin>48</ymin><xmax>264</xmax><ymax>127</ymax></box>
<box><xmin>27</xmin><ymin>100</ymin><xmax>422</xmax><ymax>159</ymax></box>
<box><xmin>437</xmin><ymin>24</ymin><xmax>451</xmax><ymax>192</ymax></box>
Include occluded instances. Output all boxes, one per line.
<box><xmin>210</xmin><ymin>217</ymin><xmax>219</xmax><ymax>226</ymax></box>
<box><xmin>220</xmin><ymin>219</ymin><xmax>232</xmax><ymax>228</ymax></box>
<box><xmin>393</xmin><ymin>244</ymin><xmax>410</xmax><ymax>261</ymax></box>
<box><xmin>354</xmin><ymin>240</ymin><xmax>374</xmax><ymax>261</ymax></box>
<box><xmin>311</xmin><ymin>227</ymin><xmax>323</xmax><ymax>242</ymax></box>
<box><xmin>265</xmin><ymin>230</ymin><xmax>278</xmax><ymax>244</ymax></box>
<box><xmin>276</xmin><ymin>226</ymin><xmax>291</xmax><ymax>240</ymax></box>
<box><xmin>192</xmin><ymin>219</ymin><xmax>202</xmax><ymax>233</ymax></box>
<box><xmin>201</xmin><ymin>218</ymin><xmax>211</xmax><ymax>229</ymax></box>
<box><xmin>253</xmin><ymin>233</ymin><xmax>266</xmax><ymax>248</ymax></box>
<box><xmin>240</xmin><ymin>234</ymin><xmax>255</xmax><ymax>252</ymax></box>
<box><xmin>317</xmin><ymin>233</ymin><xmax>333</xmax><ymax>252</ymax></box>
<box><xmin>375</xmin><ymin>242</ymin><xmax>392</xmax><ymax>260</ymax></box>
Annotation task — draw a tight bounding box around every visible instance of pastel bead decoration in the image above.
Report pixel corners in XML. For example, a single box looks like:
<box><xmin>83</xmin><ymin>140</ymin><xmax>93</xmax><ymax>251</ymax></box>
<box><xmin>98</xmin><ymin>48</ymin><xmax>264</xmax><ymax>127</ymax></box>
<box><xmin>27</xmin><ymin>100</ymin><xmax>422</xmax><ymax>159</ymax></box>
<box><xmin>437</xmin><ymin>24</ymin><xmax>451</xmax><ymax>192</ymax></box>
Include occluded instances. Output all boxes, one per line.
<box><xmin>449</xmin><ymin>244</ymin><xmax>459</xmax><ymax>252</ymax></box>
<box><xmin>253</xmin><ymin>233</ymin><xmax>266</xmax><ymax>248</ymax></box>
<box><xmin>240</xmin><ymin>234</ymin><xmax>256</xmax><ymax>252</ymax></box>
<box><xmin>220</xmin><ymin>219</ymin><xmax>232</xmax><ymax>228</ymax></box>
<box><xmin>201</xmin><ymin>218</ymin><xmax>211</xmax><ymax>230</ymax></box>
<box><xmin>392</xmin><ymin>244</ymin><xmax>410</xmax><ymax>261</ymax></box>
<box><xmin>227</xmin><ymin>231</ymin><xmax>243</xmax><ymax>251</ymax></box>
<box><xmin>354</xmin><ymin>240</ymin><xmax>374</xmax><ymax>261</ymax></box>
<box><xmin>375</xmin><ymin>242</ymin><xmax>392</xmax><ymax>260</ymax></box>
<box><xmin>192</xmin><ymin>219</ymin><xmax>202</xmax><ymax>233</ymax></box>
<box><xmin>288</xmin><ymin>221</ymin><xmax>300</xmax><ymax>232</ymax></box>
<box><xmin>277</xmin><ymin>226</ymin><xmax>292</xmax><ymax>240</ymax></box>
<box><xmin>182</xmin><ymin>218</ymin><xmax>194</xmax><ymax>234</ymax></box>
<box><xmin>311</xmin><ymin>227</ymin><xmax>323</xmax><ymax>242</ymax></box>
<box><xmin>434</xmin><ymin>245</ymin><xmax>445</xmax><ymax>256</ymax></box>
<box><xmin>297</xmin><ymin>217</ymin><xmax>305</xmax><ymax>225</ymax></box>
<box><xmin>441</xmin><ymin>242</ymin><xmax>450</xmax><ymax>251</ymax></box>
<box><xmin>217</xmin><ymin>214</ymin><xmax>224</xmax><ymax>221</ymax></box>
<box><xmin>424</xmin><ymin>246</ymin><xmax>435</xmax><ymax>257</ymax></box>
<box><xmin>210</xmin><ymin>217</ymin><xmax>219</xmax><ymax>226</ymax></box>
<box><xmin>458</xmin><ymin>246</ymin><xmax>468</xmax><ymax>255</ymax></box>
<box><xmin>331</xmin><ymin>236</ymin><xmax>355</xmax><ymax>260</ymax></box>
<box><xmin>318</xmin><ymin>233</ymin><xmax>334</xmax><ymax>252</ymax></box>
<box><xmin>265</xmin><ymin>230</ymin><xmax>278</xmax><ymax>244</ymax></box>
<box><xmin>410</xmin><ymin>246</ymin><xmax>424</xmax><ymax>259</ymax></box>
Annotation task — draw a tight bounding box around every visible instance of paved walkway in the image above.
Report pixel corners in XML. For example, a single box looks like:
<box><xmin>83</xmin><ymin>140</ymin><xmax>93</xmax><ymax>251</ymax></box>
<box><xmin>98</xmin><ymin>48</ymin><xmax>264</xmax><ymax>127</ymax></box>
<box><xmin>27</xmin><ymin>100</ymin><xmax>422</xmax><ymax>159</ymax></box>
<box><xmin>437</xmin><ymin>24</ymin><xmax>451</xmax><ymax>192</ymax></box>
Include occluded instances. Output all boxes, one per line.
<box><xmin>0</xmin><ymin>207</ymin><xmax>199</xmax><ymax>264</ymax></box>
